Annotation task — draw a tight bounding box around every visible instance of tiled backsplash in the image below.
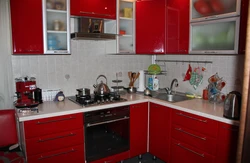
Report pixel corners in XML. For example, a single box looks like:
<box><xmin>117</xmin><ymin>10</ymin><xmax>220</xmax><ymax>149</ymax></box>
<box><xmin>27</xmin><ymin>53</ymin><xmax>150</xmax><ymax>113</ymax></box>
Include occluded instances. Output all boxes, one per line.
<box><xmin>155</xmin><ymin>55</ymin><xmax>244</xmax><ymax>95</ymax></box>
<box><xmin>11</xmin><ymin>40</ymin><xmax>151</xmax><ymax>96</ymax></box>
<box><xmin>11</xmin><ymin>40</ymin><xmax>244</xmax><ymax>96</ymax></box>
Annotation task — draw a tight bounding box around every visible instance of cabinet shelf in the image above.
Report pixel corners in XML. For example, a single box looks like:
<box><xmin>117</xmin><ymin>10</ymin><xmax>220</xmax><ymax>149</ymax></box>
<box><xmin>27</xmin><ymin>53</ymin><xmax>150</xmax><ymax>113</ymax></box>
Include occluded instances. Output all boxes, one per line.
<box><xmin>47</xmin><ymin>30</ymin><xmax>67</xmax><ymax>34</ymax></box>
<box><xmin>120</xmin><ymin>17</ymin><xmax>133</xmax><ymax>20</ymax></box>
<box><xmin>47</xmin><ymin>9</ymin><xmax>67</xmax><ymax>14</ymax></box>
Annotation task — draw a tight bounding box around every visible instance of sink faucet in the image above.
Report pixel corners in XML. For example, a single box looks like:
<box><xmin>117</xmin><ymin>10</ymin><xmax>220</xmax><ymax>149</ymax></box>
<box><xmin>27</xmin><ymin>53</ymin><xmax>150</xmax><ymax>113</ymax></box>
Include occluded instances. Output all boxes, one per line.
<box><xmin>166</xmin><ymin>79</ymin><xmax>179</xmax><ymax>94</ymax></box>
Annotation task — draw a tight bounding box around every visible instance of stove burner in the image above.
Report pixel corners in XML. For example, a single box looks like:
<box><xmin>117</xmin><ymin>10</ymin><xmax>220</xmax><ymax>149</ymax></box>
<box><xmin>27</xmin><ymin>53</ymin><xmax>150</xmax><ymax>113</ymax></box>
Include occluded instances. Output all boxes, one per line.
<box><xmin>68</xmin><ymin>93</ymin><xmax>127</xmax><ymax>107</ymax></box>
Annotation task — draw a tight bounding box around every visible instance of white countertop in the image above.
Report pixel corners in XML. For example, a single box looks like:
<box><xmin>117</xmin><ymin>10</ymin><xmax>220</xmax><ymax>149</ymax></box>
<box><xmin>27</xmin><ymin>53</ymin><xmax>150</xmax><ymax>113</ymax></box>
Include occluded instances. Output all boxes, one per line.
<box><xmin>16</xmin><ymin>93</ymin><xmax>239</xmax><ymax>126</ymax></box>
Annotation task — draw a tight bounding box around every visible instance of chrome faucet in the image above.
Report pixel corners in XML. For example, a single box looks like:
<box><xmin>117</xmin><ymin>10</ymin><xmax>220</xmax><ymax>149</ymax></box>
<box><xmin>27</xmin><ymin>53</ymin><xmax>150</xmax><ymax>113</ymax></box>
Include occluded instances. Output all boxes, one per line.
<box><xmin>166</xmin><ymin>79</ymin><xmax>179</xmax><ymax>94</ymax></box>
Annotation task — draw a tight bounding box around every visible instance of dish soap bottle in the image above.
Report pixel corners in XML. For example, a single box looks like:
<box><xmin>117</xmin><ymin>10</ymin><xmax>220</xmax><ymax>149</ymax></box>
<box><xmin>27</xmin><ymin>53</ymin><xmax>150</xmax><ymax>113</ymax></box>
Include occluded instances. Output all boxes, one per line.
<box><xmin>148</xmin><ymin>77</ymin><xmax>153</xmax><ymax>90</ymax></box>
<box><xmin>153</xmin><ymin>77</ymin><xmax>159</xmax><ymax>91</ymax></box>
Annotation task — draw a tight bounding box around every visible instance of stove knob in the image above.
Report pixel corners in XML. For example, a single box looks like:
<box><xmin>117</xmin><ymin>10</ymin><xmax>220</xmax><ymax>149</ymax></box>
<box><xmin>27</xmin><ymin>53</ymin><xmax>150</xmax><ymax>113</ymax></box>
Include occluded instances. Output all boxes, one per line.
<box><xmin>97</xmin><ymin>100</ymin><xmax>100</xmax><ymax>104</ymax></box>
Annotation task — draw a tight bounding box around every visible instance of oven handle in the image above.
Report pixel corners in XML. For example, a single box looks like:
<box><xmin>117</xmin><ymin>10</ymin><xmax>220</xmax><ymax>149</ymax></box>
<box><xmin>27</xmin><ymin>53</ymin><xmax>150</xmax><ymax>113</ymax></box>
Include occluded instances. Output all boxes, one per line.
<box><xmin>86</xmin><ymin>116</ymin><xmax>129</xmax><ymax>127</ymax></box>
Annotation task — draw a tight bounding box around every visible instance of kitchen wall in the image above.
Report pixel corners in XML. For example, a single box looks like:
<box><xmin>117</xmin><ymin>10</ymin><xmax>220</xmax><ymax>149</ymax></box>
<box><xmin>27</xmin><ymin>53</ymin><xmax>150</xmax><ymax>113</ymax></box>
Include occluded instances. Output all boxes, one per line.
<box><xmin>156</xmin><ymin>55</ymin><xmax>244</xmax><ymax>95</ymax></box>
<box><xmin>11</xmin><ymin>40</ymin><xmax>151</xmax><ymax>96</ymax></box>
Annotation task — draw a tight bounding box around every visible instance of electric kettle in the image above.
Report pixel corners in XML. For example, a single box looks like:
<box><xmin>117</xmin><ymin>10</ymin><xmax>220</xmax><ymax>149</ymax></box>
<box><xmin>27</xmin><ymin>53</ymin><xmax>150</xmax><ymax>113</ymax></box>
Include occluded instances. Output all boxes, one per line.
<box><xmin>223</xmin><ymin>91</ymin><xmax>242</xmax><ymax>120</ymax></box>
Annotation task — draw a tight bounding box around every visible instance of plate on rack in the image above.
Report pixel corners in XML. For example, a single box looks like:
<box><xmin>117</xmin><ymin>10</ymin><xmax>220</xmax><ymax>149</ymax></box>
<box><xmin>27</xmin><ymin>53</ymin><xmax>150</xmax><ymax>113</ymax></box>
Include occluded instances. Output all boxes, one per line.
<box><xmin>148</xmin><ymin>64</ymin><xmax>161</xmax><ymax>75</ymax></box>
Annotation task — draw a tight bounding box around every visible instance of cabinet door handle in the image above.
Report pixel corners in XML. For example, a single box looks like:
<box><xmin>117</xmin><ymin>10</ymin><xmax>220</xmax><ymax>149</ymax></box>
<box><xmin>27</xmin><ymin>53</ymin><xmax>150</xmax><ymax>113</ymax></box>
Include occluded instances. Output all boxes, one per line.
<box><xmin>38</xmin><ymin>148</ymin><xmax>76</xmax><ymax>160</ymax></box>
<box><xmin>37</xmin><ymin>133</ymin><xmax>76</xmax><ymax>142</ymax></box>
<box><xmin>204</xmin><ymin>15</ymin><xmax>218</xmax><ymax>20</ymax></box>
<box><xmin>176</xmin><ymin>112</ymin><xmax>207</xmax><ymax>123</ymax></box>
<box><xmin>175</xmin><ymin>143</ymin><xmax>205</xmax><ymax>158</ymax></box>
<box><xmin>204</xmin><ymin>51</ymin><xmax>217</xmax><ymax>54</ymax></box>
<box><xmin>36</xmin><ymin>116</ymin><xmax>76</xmax><ymax>124</ymax></box>
<box><xmin>222</xmin><ymin>126</ymin><xmax>239</xmax><ymax>132</ymax></box>
<box><xmin>80</xmin><ymin>11</ymin><xmax>111</xmax><ymax>16</ymax></box>
<box><xmin>175</xmin><ymin>128</ymin><xmax>206</xmax><ymax>140</ymax></box>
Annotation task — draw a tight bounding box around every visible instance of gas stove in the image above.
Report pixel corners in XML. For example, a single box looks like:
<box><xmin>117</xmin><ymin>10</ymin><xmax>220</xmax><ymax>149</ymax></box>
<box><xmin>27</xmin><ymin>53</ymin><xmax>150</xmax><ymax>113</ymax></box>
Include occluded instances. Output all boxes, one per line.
<box><xmin>68</xmin><ymin>93</ymin><xmax>127</xmax><ymax>107</ymax></box>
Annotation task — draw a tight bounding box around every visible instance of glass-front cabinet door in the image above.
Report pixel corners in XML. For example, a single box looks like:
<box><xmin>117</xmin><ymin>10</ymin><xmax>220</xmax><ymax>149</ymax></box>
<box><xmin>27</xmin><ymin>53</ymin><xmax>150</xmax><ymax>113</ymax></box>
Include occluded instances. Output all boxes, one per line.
<box><xmin>42</xmin><ymin>0</ymin><xmax>70</xmax><ymax>54</ymax></box>
<box><xmin>117</xmin><ymin>0</ymin><xmax>135</xmax><ymax>54</ymax></box>
<box><xmin>191</xmin><ymin>0</ymin><xmax>241</xmax><ymax>22</ymax></box>
<box><xmin>190</xmin><ymin>17</ymin><xmax>240</xmax><ymax>54</ymax></box>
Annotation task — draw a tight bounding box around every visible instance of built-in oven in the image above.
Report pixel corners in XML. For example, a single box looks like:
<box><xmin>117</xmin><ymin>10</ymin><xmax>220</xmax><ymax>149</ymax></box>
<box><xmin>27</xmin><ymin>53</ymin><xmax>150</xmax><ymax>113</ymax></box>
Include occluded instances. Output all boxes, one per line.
<box><xmin>84</xmin><ymin>106</ymin><xmax>130</xmax><ymax>162</ymax></box>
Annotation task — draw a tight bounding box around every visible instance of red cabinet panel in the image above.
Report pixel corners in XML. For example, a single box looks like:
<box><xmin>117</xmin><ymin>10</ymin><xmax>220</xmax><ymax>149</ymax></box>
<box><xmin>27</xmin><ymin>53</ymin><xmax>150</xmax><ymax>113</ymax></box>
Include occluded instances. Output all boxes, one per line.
<box><xmin>216</xmin><ymin>123</ymin><xmax>239</xmax><ymax>163</ymax></box>
<box><xmin>136</xmin><ymin>0</ymin><xmax>165</xmax><ymax>54</ymax></box>
<box><xmin>70</xmin><ymin>0</ymin><xmax>116</xmax><ymax>19</ymax></box>
<box><xmin>130</xmin><ymin>102</ymin><xmax>148</xmax><ymax>157</ymax></box>
<box><xmin>166</xmin><ymin>0</ymin><xmax>189</xmax><ymax>54</ymax></box>
<box><xmin>172</xmin><ymin>109</ymin><xmax>218</xmax><ymax>138</ymax></box>
<box><xmin>239</xmin><ymin>0</ymin><xmax>249</xmax><ymax>54</ymax></box>
<box><xmin>27</xmin><ymin>144</ymin><xmax>84</xmax><ymax>163</ymax></box>
<box><xmin>170</xmin><ymin>139</ymin><xmax>215</xmax><ymax>163</ymax></box>
<box><xmin>90</xmin><ymin>151</ymin><xmax>129</xmax><ymax>163</ymax></box>
<box><xmin>26</xmin><ymin>129</ymin><xmax>84</xmax><ymax>156</ymax></box>
<box><xmin>10</xmin><ymin>0</ymin><xmax>43</xmax><ymax>54</ymax></box>
<box><xmin>171</xmin><ymin>124</ymin><xmax>217</xmax><ymax>155</ymax></box>
<box><xmin>24</xmin><ymin>113</ymin><xmax>83</xmax><ymax>138</ymax></box>
<box><xmin>149</xmin><ymin>103</ymin><xmax>171</xmax><ymax>162</ymax></box>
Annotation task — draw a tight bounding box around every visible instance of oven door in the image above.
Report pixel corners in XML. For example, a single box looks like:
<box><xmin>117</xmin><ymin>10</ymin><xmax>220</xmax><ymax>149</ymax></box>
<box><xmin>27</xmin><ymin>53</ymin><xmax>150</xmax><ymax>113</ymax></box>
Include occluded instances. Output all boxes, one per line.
<box><xmin>85</xmin><ymin>116</ymin><xmax>130</xmax><ymax>162</ymax></box>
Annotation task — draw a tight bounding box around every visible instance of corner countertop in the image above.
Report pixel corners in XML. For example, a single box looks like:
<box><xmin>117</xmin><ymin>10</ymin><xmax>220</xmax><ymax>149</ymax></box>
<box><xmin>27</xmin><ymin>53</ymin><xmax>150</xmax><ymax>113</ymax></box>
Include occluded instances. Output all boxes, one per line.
<box><xmin>16</xmin><ymin>93</ymin><xmax>239</xmax><ymax>126</ymax></box>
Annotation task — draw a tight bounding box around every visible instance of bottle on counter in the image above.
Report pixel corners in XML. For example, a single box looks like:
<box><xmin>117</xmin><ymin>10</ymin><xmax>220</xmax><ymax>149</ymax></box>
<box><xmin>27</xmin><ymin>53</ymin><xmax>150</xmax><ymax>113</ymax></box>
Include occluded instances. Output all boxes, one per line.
<box><xmin>153</xmin><ymin>77</ymin><xmax>159</xmax><ymax>91</ymax></box>
<box><xmin>148</xmin><ymin>77</ymin><xmax>153</xmax><ymax>90</ymax></box>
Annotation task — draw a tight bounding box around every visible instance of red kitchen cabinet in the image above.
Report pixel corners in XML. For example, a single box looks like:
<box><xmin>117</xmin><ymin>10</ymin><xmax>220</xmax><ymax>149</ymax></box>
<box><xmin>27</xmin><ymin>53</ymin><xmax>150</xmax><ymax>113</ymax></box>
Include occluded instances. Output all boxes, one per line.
<box><xmin>166</xmin><ymin>0</ymin><xmax>189</xmax><ymax>54</ymax></box>
<box><xmin>239</xmin><ymin>0</ymin><xmax>249</xmax><ymax>54</ymax></box>
<box><xmin>130</xmin><ymin>102</ymin><xmax>148</xmax><ymax>157</ymax></box>
<box><xmin>70</xmin><ymin>0</ymin><xmax>116</xmax><ymax>19</ymax></box>
<box><xmin>20</xmin><ymin>113</ymin><xmax>84</xmax><ymax>163</ymax></box>
<box><xmin>10</xmin><ymin>0</ymin><xmax>43</xmax><ymax>54</ymax></box>
<box><xmin>149</xmin><ymin>103</ymin><xmax>171</xmax><ymax>162</ymax></box>
<box><xmin>170</xmin><ymin>139</ymin><xmax>215</xmax><ymax>163</ymax></box>
<box><xmin>216</xmin><ymin>122</ymin><xmax>239</xmax><ymax>163</ymax></box>
<box><xmin>136</xmin><ymin>0</ymin><xmax>165</xmax><ymax>54</ymax></box>
<box><xmin>28</xmin><ymin>144</ymin><xmax>84</xmax><ymax>163</ymax></box>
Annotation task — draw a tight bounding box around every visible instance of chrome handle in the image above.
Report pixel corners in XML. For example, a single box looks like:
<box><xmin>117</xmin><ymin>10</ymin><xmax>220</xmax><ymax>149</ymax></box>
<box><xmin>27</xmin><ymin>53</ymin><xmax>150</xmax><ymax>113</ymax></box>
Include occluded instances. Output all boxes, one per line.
<box><xmin>204</xmin><ymin>51</ymin><xmax>217</xmax><ymax>54</ymax></box>
<box><xmin>205</xmin><ymin>15</ymin><xmax>218</xmax><ymax>20</ymax></box>
<box><xmin>38</xmin><ymin>148</ymin><xmax>76</xmax><ymax>160</ymax></box>
<box><xmin>175</xmin><ymin>143</ymin><xmax>205</xmax><ymax>157</ymax></box>
<box><xmin>176</xmin><ymin>112</ymin><xmax>207</xmax><ymax>123</ymax></box>
<box><xmin>222</xmin><ymin>126</ymin><xmax>238</xmax><ymax>132</ymax></box>
<box><xmin>38</xmin><ymin>133</ymin><xmax>76</xmax><ymax>142</ymax></box>
<box><xmin>175</xmin><ymin>128</ymin><xmax>206</xmax><ymax>140</ymax></box>
<box><xmin>87</xmin><ymin>116</ymin><xmax>129</xmax><ymax>127</ymax></box>
<box><xmin>80</xmin><ymin>11</ymin><xmax>110</xmax><ymax>16</ymax></box>
<box><xmin>36</xmin><ymin>116</ymin><xmax>75</xmax><ymax>124</ymax></box>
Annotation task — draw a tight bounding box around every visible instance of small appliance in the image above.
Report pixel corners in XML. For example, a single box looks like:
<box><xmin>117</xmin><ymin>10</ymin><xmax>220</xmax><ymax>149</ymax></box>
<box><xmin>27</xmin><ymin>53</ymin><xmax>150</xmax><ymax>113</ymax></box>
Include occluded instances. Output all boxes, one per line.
<box><xmin>15</xmin><ymin>76</ymin><xmax>39</xmax><ymax>108</ymax></box>
<box><xmin>223</xmin><ymin>91</ymin><xmax>242</xmax><ymax>120</ymax></box>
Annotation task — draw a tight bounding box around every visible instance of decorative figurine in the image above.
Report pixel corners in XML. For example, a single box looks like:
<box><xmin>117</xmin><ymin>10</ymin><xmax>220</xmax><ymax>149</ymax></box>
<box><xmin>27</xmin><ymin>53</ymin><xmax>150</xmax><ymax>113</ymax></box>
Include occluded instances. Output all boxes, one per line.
<box><xmin>54</xmin><ymin>91</ymin><xmax>65</xmax><ymax>102</ymax></box>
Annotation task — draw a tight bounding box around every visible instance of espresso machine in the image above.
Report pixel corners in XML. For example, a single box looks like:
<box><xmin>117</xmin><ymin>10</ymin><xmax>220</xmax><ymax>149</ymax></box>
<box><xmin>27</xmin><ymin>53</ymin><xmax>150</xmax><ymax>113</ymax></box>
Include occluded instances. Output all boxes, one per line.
<box><xmin>15</xmin><ymin>76</ymin><xmax>39</xmax><ymax>108</ymax></box>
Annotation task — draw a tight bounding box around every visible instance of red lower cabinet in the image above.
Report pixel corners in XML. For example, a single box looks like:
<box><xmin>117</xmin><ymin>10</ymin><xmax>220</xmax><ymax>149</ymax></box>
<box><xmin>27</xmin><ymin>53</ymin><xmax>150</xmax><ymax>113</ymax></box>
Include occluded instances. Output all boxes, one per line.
<box><xmin>130</xmin><ymin>102</ymin><xmax>148</xmax><ymax>157</ymax></box>
<box><xmin>149</xmin><ymin>103</ymin><xmax>171</xmax><ymax>162</ymax></box>
<box><xmin>170</xmin><ymin>139</ymin><xmax>215</xmax><ymax>163</ymax></box>
<box><xmin>20</xmin><ymin>113</ymin><xmax>84</xmax><ymax>163</ymax></box>
<box><xmin>216</xmin><ymin>122</ymin><xmax>239</xmax><ymax>163</ymax></box>
<box><xmin>28</xmin><ymin>144</ymin><xmax>84</xmax><ymax>163</ymax></box>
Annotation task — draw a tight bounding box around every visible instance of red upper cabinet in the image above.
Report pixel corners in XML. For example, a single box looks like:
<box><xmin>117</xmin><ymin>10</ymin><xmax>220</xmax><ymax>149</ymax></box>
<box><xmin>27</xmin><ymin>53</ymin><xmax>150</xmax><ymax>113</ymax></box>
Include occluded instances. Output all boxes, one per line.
<box><xmin>166</xmin><ymin>0</ymin><xmax>189</xmax><ymax>54</ymax></box>
<box><xmin>130</xmin><ymin>102</ymin><xmax>148</xmax><ymax>157</ymax></box>
<box><xmin>10</xmin><ymin>0</ymin><xmax>43</xmax><ymax>54</ymax></box>
<box><xmin>149</xmin><ymin>103</ymin><xmax>171</xmax><ymax>162</ymax></box>
<box><xmin>70</xmin><ymin>0</ymin><xmax>116</xmax><ymax>19</ymax></box>
<box><xmin>216</xmin><ymin>122</ymin><xmax>239</xmax><ymax>163</ymax></box>
<box><xmin>136</xmin><ymin>0</ymin><xmax>165</xmax><ymax>54</ymax></box>
<box><xmin>239</xmin><ymin>0</ymin><xmax>249</xmax><ymax>54</ymax></box>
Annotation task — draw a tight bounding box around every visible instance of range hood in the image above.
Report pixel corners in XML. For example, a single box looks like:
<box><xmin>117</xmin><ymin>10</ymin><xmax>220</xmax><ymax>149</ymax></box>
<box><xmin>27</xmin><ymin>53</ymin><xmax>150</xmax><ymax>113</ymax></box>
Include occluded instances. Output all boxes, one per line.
<box><xmin>71</xmin><ymin>17</ymin><xmax>117</xmax><ymax>40</ymax></box>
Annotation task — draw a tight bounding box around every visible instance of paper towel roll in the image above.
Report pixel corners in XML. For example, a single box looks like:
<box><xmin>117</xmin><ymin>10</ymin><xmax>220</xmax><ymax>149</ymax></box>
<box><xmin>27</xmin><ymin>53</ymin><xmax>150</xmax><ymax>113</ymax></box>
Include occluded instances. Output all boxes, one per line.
<box><xmin>137</xmin><ymin>70</ymin><xmax>145</xmax><ymax>92</ymax></box>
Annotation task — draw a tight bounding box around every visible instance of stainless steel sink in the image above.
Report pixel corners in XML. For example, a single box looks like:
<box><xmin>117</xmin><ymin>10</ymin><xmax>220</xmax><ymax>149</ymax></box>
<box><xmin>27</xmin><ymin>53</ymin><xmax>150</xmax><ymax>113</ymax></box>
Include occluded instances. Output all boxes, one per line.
<box><xmin>153</xmin><ymin>93</ymin><xmax>192</xmax><ymax>103</ymax></box>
